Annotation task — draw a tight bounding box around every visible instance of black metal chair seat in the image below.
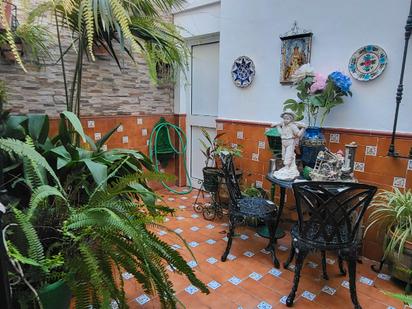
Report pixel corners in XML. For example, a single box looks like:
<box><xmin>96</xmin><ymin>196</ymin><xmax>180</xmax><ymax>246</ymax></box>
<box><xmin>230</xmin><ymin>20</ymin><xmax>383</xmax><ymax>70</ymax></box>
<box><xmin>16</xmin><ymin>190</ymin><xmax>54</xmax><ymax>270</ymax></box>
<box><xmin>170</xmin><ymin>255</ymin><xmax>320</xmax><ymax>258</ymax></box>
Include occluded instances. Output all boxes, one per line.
<box><xmin>290</xmin><ymin>222</ymin><xmax>353</xmax><ymax>250</ymax></box>
<box><xmin>235</xmin><ymin>197</ymin><xmax>277</xmax><ymax>217</ymax></box>
<box><xmin>219</xmin><ymin>153</ymin><xmax>280</xmax><ymax>268</ymax></box>
<box><xmin>284</xmin><ymin>181</ymin><xmax>377</xmax><ymax>309</ymax></box>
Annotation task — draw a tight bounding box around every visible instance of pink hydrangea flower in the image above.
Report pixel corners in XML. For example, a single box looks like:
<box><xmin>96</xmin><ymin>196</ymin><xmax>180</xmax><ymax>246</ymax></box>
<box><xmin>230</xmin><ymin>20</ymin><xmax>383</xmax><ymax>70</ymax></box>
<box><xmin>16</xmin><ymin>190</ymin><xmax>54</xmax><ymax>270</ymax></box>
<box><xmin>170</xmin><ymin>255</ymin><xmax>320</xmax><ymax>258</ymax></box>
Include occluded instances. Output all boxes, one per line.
<box><xmin>310</xmin><ymin>73</ymin><xmax>327</xmax><ymax>93</ymax></box>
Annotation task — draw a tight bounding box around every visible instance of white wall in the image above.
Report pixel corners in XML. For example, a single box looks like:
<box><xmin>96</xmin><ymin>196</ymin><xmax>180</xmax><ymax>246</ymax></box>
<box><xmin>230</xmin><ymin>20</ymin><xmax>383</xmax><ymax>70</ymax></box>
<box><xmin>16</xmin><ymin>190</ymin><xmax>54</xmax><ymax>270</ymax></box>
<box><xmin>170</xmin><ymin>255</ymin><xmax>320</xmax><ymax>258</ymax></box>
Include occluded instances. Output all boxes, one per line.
<box><xmin>218</xmin><ymin>0</ymin><xmax>412</xmax><ymax>133</ymax></box>
<box><xmin>173</xmin><ymin>0</ymin><xmax>221</xmax><ymax>114</ymax></box>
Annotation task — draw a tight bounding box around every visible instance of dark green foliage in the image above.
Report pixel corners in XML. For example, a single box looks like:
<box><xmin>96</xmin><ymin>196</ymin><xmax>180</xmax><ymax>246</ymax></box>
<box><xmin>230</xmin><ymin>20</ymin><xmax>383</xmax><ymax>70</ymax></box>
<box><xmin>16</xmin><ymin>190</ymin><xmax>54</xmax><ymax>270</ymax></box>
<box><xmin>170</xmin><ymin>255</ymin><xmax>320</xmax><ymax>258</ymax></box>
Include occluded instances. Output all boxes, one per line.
<box><xmin>1</xmin><ymin>112</ymin><xmax>208</xmax><ymax>308</ymax></box>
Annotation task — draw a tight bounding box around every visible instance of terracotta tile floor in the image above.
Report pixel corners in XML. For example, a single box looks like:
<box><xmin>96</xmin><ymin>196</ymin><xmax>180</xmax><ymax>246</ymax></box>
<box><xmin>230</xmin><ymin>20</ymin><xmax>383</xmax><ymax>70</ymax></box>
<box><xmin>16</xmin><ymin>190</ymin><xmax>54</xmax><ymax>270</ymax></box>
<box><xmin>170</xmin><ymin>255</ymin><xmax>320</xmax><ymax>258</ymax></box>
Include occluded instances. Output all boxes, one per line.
<box><xmin>124</xmin><ymin>188</ymin><xmax>408</xmax><ymax>309</ymax></box>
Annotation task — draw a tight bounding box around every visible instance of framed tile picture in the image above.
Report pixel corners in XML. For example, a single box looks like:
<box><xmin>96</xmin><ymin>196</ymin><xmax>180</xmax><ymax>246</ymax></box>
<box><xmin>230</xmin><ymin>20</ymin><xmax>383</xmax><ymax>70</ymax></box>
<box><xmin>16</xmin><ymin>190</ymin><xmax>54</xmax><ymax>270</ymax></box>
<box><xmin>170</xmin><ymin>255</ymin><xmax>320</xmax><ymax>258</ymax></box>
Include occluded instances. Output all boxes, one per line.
<box><xmin>280</xmin><ymin>28</ymin><xmax>313</xmax><ymax>84</ymax></box>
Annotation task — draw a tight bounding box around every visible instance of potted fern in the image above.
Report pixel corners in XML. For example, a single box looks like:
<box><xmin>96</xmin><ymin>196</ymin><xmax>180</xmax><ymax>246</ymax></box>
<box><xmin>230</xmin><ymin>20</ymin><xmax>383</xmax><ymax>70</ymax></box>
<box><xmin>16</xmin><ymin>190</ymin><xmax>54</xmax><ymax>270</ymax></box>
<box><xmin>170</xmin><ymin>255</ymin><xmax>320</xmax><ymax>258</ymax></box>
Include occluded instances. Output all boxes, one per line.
<box><xmin>0</xmin><ymin>112</ymin><xmax>208</xmax><ymax>308</ymax></box>
<box><xmin>366</xmin><ymin>188</ymin><xmax>412</xmax><ymax>285</ymax></box>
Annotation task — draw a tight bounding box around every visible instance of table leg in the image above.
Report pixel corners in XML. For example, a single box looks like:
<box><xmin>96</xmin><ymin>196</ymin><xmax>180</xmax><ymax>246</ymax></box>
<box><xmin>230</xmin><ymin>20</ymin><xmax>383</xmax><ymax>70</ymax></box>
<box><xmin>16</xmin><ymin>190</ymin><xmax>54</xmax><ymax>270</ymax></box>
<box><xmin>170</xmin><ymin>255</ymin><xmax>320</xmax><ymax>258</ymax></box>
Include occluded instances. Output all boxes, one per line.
<box><xmin>257</xmin><ymin>186</ymin><xmax>286</xmax><ymax>240</ymax></box>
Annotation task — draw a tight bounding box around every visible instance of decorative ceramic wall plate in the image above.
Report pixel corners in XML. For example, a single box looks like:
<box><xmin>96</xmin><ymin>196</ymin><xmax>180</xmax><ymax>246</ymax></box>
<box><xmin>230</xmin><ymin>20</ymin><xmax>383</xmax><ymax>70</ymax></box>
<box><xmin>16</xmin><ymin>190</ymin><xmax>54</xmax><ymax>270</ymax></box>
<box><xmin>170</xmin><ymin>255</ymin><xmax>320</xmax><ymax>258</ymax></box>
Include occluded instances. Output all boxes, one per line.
<box><xmin>231</xmin><ymin>56</ymin><xmax>255</xmax><ymax>88</ymax></box>
<box><xmin>348</xmin><ymin>45</ymin><xmax>387</xmax><ymax>81</ymax></box>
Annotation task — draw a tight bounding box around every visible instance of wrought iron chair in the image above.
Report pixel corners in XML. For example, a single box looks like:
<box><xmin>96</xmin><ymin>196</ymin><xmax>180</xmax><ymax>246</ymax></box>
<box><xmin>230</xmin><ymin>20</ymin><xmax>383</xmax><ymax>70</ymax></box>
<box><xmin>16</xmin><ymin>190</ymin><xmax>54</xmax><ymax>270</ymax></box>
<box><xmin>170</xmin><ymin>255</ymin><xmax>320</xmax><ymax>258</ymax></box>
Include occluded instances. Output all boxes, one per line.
<box><xmin>284</xmin><ymin>182</ymin><xmax>376</xmax><ymax>308</ymax></box>
<box><xmin>219</xmin><ymin>152</ymin><xmax>280</xmax><ymax>268</ymax></box>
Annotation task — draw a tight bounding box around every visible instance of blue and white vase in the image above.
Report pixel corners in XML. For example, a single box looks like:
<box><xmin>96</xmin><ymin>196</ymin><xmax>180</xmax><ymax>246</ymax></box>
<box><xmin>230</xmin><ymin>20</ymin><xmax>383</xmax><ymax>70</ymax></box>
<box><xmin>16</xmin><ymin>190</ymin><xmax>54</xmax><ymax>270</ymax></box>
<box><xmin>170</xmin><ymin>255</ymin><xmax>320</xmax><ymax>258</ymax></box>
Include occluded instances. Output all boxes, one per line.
<box><xmin>300</xmin><ymin>127</ymin><xmax>326</xmax><ymax>168</ymax></box>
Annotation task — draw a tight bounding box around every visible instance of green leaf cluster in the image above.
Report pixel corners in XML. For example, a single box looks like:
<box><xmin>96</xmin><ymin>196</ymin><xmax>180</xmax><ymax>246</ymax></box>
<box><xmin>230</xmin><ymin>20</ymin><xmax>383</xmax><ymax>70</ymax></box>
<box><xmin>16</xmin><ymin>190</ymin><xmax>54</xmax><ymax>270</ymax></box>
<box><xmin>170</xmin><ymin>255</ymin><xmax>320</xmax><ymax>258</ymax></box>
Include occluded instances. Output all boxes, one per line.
<box><xmin>366</xmin><ymin>188</ymin><xmax>412</xmax><ymax>258</ymax></box>
<box><xmin>283</xmin><ymin>75</ymin><xmax>352</xmax><ymax>126</ymax></box>
<box><xmin>0</xmin><ymin>112</ymin><xmax>208</xmax><ymax>308</ymax></box>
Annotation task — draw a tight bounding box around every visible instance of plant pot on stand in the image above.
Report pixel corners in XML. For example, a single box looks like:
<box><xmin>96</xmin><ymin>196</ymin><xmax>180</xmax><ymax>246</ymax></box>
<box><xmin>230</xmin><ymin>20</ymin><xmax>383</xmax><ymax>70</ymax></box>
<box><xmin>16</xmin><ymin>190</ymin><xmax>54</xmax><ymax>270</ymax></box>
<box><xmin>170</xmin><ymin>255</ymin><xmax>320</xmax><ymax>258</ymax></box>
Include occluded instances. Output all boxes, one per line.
<box><xmin>386</xmin><ymin>231</ymin><xmax>412</xmax><ymax>292</ymax></box>
<box><xmin>300</xmin><ymin>126</ymin><xmax>326</xmax><ymax>168</ymax></box>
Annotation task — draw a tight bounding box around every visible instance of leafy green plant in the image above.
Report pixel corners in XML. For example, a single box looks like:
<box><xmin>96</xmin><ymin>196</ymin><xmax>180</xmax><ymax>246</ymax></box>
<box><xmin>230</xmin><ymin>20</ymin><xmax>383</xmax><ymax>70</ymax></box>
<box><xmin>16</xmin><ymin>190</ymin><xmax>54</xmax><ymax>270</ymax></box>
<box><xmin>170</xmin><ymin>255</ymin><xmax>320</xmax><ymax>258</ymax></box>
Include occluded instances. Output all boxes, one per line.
<box><xmin>0</xmin><ymin>113</ymin><xmax>208</xmax><ymax>309</ymax></box>
<box><xmin>366</xmin><ymin>188</ymin><xmax>412</xmax><ymax>257</ymax></box>
<box><xmin>0</xmin><ymin>3</ymin><xmax>53</xmax><ymax>65</ymax></box>
<box><xmin>199</xmin><ymin>127</ymin><xmax>242</xmax><ymax>167</ymax></box>
<box><xmin>383</xmin><ymin>291</ymin><xmax>412</xmax><ymax>305</ymax></box>
<box><xmin>0</xmin><ymin>0</ymin><xmax>188</xmax><ymax>116</ymax></box>
<box><xmin>283</xmin><ymin>65</ymin><xmax>352</xmax><ymax>126</ymax></box>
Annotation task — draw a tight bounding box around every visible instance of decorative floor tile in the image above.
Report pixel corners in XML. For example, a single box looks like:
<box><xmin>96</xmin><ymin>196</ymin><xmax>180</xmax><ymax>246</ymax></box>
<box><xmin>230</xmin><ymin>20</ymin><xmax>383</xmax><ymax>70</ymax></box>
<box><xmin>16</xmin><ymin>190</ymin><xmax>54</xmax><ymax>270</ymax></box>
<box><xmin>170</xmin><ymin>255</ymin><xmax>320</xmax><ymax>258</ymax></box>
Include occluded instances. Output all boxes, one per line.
<box><xmin>164</xmin><ymin>217</ymin><xmax>170</xmax><ymax>222</ymax></box>
<box><xmin>185</xmin><ymin>285</ymin><xmax>199</xmax><ymax>295</ymax></box>
<box><xmin>181</xmin><ymin>196</ymin><xmax>188</xmax><ymax>200</ymax></box>
<box><xmin>167</xmin><ymin>197</ymin><xmax>175</xmax><ymax>201</ymax></box>
<box><xmin>260</xmin><ymin>248</ymin><xmax>270</xmax><ymax>255</ymax></box>
<box><xmin>268</xmin><ymin>268</ymin><xmax>282</xmax><ymax>277</ymax></box>
<box><xmin>191</xmin><ymin>214</ymin><xmax>199</xmax><ymax>218</ymax></box>
<box><xmin>121</xmin><ymin>272</ymin><xmax>133</xmax><ymax>280</ymax></box>
<box><xmin>243</xmin><ymin>251</ymin><xmax>255</xmax><ymax>257</ymax></box>
<box><xmin>205</xmin><ymin>194</ymin><xmax>211</xmax><ymax>198</ymax></box>
<box><xmin>178</xmin><ymin>205</ymin><xmax>186</xmax><ymax>209</ymax></box>
<box><xmin>240</xmin><ymin>234</ymin><xmax>249</xmax><ymax>240</ymax></box>
<box><xmin>279</xmin><ymin>296</ymin><xmax>288</xmax><ymax>305</ymax></box>
<box><xmin>228</xmin><ymin>276</ymin><xmax>242</xmax><ymax>285</ymax></box>
<box><xmin>171</xmin><ymin>244</ymin><xmax>181</xmax><ymax>250</ymax></box>
<box><xmin>249</xmin><ymin>272</ymin><xmax>263</xmax><ymax>281</ymax></box>
<box><xmin>254</xmin><ymin>232</ymin><xmax>262</xmax><ymax>237</ymax></box>
<box><xmin>207</xmin><ymin>257</ymin><xmax>218</xmax><ymax>264</ymax></box>
<box><xmin>341</xmin><ymin>280</ymin><xmax>350</xmax><ymax>289</ymax></box>
<box><xmin>207</xmin><ymin>280</ymin><xmax>221</xmax><ymax>290</ymax></box>
<box><xmin>321</xmin><ymin>285</ymin><xmax>336</xmax><ymax>295</ymax></box>
<box><xmin>187</xmin><ymin>260</ymin><xmax>198</xmax><ymax>268</ymax></box>
<box><xmin>326</xmin><ymin>258</ymin><xmax>335</xmax><ymax>265</ymax></box>
<box><xmin>227</xmin><ymin>254</ymin><xmax>237</xmax><ymax>261</ymax></box>
<box><xmin>110</xmin><ymin>300</ymin><xmax>119</xmax><ymax>309</ymax></box>
<box><xmin>408</xmin><ymin>160</ymin><xmax>412</xmax><ymax>171</ymax></box>
<box><xmin>188</xmin><ymin>241</ymin><xmax>199</xmax><ymax>248</ymax></box>
<box><xmin>287</xmin><ymin>264</ymin><xmax>295</xmax><ymax>271</ymax></box>
<box><xmin>158</xmin><ymin>230</ymin><xmax>167</xmax><ymax>236</ymax></box>
<box><xmin>206</xmin><ymin>239</ymin><xmax>216</xmax><ymax>245</ymax></box>
<box><xmin>190</xmin><ymin>226</ymin><xmax>200</xmax><ymax>232</ymax></box>
<box><xmin>387</xmin><ymin>306</ymin><xmax>396</xmax><ymax>309</ymax></box>
<box><xmin>257</xmin><ymin>301</ymin><xmax>272</xmax><ymax>309</ymax></box>
<box><xmin>308</xmin><ymin>261</ymin><xmax>318</xmax><ymax>269</ymax></box>
<box><xmin>176</xmin><ymin>216</ymin><xmax>185</xmax><ymax>220</ymax></box>
<box><xmin>359</xmin><ymin>276</ymin><xmax>374</xmax><ymax>286</ymax></box>
<box><xmin>377</xmin><ymin>273</ymin><xmax>391</xmax><ymax>281</ymax></box>
<box><xmin>174</xmin><ymin>228</ymin><xmax>183</xmax><ymax>234</ymax></box>
<box><xmin>302</xmin><ymin>291</ymin><xmax>316</xmax><ymax>301</ymax></box>
<box><xmin>206</xmin><ymin>224</ymin><xmax>215</xmax><ymax>229</ymax></box>
<box><xmin>222</xmin><ymin>236</ymin><xmax>229</xmax><ymax>242</ymax></box>
<box><xmin>221</xmin><ymin>223</ymin><xmax>229</xmax><ymax>227</ymax></box>
<box><xmin>135</xmin><ymin>294</ymin><xmax>150</xmax><ymax>305</ymax></box>
<box><xmin>278</xmin><ymin>245</ymin><xmax>288</xmax><ymax>251</ymax></box>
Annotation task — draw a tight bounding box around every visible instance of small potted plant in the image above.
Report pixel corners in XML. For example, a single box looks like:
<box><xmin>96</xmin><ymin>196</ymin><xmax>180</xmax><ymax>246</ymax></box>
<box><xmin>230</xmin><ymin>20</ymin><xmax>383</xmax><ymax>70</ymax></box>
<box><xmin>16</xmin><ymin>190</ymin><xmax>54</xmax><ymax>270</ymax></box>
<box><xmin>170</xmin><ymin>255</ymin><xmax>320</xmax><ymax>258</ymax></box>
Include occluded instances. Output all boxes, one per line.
<box><xmin>366</xmin><ymin>188</ymin><xmax>412</xmax><ymax>287</ymax></box>
<box><xmin>199</xmin><ymin>128</ymin><xmax>242</xmax><ymax>193</ymax></box>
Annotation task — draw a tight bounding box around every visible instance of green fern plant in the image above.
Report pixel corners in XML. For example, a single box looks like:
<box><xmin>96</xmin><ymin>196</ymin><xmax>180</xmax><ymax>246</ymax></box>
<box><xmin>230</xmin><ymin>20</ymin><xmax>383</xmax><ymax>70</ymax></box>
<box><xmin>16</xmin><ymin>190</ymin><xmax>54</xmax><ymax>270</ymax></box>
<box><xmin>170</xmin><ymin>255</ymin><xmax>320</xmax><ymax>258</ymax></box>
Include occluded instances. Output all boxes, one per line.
<box><xmin>0</xmin><ymin>113</ymin><xmax>209</xmax><ymax>309</ymax></box>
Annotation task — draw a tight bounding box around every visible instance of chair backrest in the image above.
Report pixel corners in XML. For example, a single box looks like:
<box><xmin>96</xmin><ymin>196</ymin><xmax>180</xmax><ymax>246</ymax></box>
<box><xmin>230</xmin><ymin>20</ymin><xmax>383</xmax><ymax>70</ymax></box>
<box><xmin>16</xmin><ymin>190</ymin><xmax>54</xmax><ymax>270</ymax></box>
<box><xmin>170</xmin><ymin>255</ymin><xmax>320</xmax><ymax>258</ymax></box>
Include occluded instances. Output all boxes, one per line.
<box><xmin>292</xmin><ymin>181</ymin><xmax>377</xmax><ymax>245</ymax></box>
<box><xmin>219</xmin><ymin>152</ymin><xmax>242</xmax><ymax>207</ymax></box>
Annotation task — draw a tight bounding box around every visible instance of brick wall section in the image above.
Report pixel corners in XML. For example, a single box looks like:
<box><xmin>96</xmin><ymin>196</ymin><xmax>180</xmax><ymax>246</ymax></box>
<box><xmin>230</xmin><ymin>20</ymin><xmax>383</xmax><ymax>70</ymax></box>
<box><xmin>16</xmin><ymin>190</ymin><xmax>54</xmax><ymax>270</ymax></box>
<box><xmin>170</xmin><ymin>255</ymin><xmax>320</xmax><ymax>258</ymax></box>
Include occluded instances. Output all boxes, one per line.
<box><xmin>0</xmin><ymin>1</ymin><xmax>174</xmax><ymax>116</ymax></box>
<box><xmin>216</xmin><ymin>119</ymin><xmax>412</xmax><ymax>261</ymax></box>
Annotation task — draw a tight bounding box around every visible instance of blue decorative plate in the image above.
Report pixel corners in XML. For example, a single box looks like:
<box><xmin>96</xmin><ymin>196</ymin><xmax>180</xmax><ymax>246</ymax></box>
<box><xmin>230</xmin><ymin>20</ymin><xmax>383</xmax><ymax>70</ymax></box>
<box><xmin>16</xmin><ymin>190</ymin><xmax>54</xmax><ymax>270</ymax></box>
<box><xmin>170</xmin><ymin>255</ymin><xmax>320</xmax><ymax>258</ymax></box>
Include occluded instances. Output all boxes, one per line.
<box><xmin>231</xmin><ymin>56</ymin><xmax>255</xmax><ymax>88</ymax></box>
<box><xmin>348</xmin><ymin>45</ymin><xmax>387</xmax><ymax>81</ymax></box>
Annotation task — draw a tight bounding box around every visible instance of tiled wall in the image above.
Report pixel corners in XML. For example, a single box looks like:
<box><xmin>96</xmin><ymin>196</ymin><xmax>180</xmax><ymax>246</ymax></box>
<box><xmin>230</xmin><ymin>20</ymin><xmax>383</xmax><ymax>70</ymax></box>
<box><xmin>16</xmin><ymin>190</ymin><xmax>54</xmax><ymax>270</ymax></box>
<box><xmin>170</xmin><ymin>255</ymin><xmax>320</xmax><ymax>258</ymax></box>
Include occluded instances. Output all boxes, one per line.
<box><xmin>216</xmin><ymin>119</ymin><xmax>412</xmax><ymax>261</ymax></box>
<box><xmin>49</xmin><ymin>114</ymin><xmax>187</xmax><ymax>190</ymax></box>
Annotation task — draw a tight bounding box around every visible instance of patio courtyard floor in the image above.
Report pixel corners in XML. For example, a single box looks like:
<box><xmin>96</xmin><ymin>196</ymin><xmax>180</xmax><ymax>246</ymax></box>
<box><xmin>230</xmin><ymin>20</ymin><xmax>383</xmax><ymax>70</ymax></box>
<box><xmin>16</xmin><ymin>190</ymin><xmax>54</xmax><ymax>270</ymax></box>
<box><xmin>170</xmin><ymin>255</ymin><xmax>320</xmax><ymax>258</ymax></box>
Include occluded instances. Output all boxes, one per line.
<box><xmin>125</xmin><ymin>188</ymin><xmax>407</xmax><ymax>309</ymax></box>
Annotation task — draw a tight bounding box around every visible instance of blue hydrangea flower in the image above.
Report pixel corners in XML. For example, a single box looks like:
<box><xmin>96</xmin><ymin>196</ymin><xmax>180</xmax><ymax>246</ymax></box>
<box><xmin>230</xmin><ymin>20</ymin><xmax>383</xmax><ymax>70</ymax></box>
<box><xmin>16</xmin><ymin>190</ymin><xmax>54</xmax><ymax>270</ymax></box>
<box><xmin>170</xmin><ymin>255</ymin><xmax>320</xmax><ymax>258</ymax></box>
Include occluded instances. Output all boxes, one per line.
<box><xmin>329</xmin><ymin>71</ymin><xmax>352</xmax><ymax>92</ymax></box>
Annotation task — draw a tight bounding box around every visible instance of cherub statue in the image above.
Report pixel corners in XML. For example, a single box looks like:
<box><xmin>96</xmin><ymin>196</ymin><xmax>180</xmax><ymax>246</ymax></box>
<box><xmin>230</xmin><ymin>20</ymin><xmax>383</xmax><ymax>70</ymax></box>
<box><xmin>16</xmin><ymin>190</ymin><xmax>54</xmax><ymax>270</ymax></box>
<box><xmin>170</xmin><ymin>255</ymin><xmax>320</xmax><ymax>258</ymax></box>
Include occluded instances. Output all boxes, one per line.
<box><xmin>271</xmin><ymin>110</ymin><xmax>307</xmax><ymax>180</ymax></box>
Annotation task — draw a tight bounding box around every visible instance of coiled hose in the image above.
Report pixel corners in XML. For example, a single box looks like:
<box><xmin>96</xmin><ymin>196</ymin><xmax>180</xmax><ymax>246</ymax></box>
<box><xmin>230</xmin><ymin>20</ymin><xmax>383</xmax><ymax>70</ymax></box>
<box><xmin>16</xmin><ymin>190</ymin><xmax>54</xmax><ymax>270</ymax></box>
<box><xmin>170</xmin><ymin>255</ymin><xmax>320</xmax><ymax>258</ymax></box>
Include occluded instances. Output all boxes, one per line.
<box><xmin>148</xmin><ymin>121</ymin><xmax>192</xmax><ymax>194</ymax></box>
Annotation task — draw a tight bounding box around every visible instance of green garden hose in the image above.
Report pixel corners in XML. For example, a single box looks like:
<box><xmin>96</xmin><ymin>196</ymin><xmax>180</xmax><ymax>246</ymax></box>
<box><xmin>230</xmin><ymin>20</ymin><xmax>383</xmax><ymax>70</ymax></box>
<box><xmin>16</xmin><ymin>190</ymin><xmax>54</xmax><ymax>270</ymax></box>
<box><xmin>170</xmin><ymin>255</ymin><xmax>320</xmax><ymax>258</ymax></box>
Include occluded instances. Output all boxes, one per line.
<box><xmin>149</xmin><ymin>119</ymin><xmax>192</xmax><ymax>194</ymax></box>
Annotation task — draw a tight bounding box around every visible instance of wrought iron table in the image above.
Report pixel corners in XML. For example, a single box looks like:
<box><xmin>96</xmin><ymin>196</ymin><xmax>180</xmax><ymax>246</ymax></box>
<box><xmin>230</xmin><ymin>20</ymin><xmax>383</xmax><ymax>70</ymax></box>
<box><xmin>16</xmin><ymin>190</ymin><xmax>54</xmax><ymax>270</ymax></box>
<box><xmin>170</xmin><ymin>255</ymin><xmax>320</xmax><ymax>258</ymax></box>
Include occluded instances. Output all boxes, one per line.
<box><xmin>257</xmin><ymin>174</ymin><xmax>301</xmax><ymax>239</ymax></box>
